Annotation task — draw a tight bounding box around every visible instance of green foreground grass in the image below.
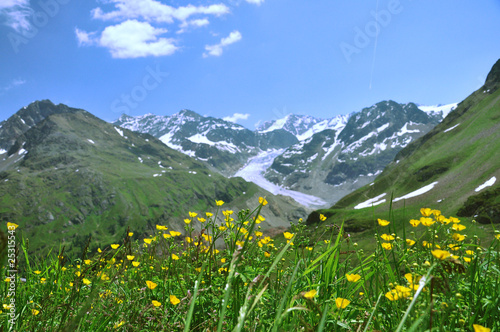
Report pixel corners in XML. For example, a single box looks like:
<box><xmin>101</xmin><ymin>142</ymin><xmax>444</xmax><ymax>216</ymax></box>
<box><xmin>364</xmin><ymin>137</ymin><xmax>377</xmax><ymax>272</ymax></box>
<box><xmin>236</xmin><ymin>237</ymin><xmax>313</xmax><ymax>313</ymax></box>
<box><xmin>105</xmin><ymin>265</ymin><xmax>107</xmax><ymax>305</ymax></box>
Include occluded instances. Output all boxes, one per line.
<box><xmin>2</xmin><ymin>198</ymin><xmax>500</xmax><ymax>331</ymax></box>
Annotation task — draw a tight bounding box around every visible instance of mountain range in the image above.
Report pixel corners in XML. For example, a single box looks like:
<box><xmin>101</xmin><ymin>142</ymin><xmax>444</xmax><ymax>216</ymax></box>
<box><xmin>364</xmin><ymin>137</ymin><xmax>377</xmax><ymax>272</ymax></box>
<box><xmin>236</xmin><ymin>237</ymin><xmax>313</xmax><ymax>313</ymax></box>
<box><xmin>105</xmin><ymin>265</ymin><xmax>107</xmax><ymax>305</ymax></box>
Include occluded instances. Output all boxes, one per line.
<box><xmin>114</xmin><ymin>100</ymin><xmax>456</xmax><ymax>206</ymax></box>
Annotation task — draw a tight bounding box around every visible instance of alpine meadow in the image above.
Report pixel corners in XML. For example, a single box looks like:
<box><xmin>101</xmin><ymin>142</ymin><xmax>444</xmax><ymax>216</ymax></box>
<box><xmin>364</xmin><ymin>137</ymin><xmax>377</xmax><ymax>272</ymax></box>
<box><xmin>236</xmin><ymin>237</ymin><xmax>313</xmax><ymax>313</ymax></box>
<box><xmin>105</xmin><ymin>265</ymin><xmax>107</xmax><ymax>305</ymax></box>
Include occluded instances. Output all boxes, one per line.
<box><xmin>1</xmin><ymin>1</ymin><xmax>500</xmax><ymax>331</ymax></box>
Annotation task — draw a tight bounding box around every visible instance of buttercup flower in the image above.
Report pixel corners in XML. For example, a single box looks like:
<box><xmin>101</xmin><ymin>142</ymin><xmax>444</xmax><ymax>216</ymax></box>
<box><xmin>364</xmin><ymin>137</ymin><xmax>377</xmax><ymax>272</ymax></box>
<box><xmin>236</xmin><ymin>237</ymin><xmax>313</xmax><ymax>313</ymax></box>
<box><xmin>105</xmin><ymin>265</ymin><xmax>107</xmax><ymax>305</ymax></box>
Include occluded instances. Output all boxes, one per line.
<box><xmin>345</xmin><ymin>274</ymin><xmax>361</xmax><ymax>282</ymax></box>
<box><xmin>152</xmin><ymin>300</ymin><xmax>161</xmax><ymax>307</ymax></box>
<box><xmin>319</xmin><ymin>214</ymin><xmax>327</xmax><ymax>221</ymax></box>
<box><xmin>432</xmin><ymin>249</ymin><xmax>451</xmax><ymax>260</ymax></box>
<box><xmin>420</xmin><ymin>208</ymin><xmax>432</xmax><ymax>217</ymax></box>
<box><xmin>283</xmin><ymin>232</ymin><xmax>294</xmax><ymax>240</ymax></box>
<box><xmin>378</xmin><ymin>219</ymin><xmax>390</xmax><ymax>226</ymax></box>
<box><xmin>380</xmin><ymin>234</ymin><xmax>395</xmax><ymax>241</ymax></box>
<box><xmin>259</xmin><ymin>197</ymin><xmax>268</xmax><ymax>206</ymax></box>
<box><xmin>304</xmin><ymin>290</ymin><xmax>317</xmax><ymax>299</ymax></box>
<box><xmin>335</xmin><ymin>298</ymin><xmax>350</xmax><ymax>309</ymax></box>
<box><xmin>146</xmin><ymin>280</ymin><xmax>158</xmax><ymax>290</ymax></box>
<box><xmin>170</xmin><ymin>295</ymin><xmax>180</xmax><ymax>305</ymax></box>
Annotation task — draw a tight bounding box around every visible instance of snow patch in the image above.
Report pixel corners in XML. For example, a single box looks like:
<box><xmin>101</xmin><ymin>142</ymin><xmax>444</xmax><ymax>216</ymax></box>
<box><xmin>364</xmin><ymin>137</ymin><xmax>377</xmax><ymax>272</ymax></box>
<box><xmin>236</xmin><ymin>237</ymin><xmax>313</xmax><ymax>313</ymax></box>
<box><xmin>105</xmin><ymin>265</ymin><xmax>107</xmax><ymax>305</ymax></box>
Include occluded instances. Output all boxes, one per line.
<box><xmin>87</xmin><ymin>139</ymin><xmax>95</xmax><ymax>144</ymax></box>
<box><xmin>393</xmin><ymin>181</ymin><xmax>439</xmax><ymax>202</ymax></box>
<box><xmin>0</xmin><ymin>149</ymin><xmax>6</xmax><ymax>154</ymax></box>
<box><xmin>443</xmin><ymin>123</ymin><xmax>460</xmax><ymax>133</ymax></box>
<box><xmin>475</xmin><ymin>176</ymin><xmax>496</xmax><ymax>192</ymax></box>
<box><xmin>354</xmin><ymin>193</ymin><xmax>387</xmax><ymax>209</ymax></box>
<box><xmin>138</xmin><ymin>157</ymin><xmax>143</xmax><ymax>163</ymax></box>
<box><xmin>114</xmin><ymin>127</ymin><xmax>124</xmax><ymax>137</ymax></box>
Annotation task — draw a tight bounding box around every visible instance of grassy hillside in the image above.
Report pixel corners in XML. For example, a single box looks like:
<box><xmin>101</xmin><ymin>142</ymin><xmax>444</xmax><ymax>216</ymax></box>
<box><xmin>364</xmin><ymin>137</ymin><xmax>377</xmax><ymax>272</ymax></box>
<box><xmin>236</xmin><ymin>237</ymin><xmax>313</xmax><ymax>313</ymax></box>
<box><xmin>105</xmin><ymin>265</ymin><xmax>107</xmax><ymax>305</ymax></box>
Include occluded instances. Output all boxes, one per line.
<box><xmin>307</xmin><ymin>59</ymin><xmax>500</xmax><ymax>246</ymax></box>
<box><xmin>0</xmin><ymin>108</ymin><xmax>307</xmax><ymax>258</ymax></box>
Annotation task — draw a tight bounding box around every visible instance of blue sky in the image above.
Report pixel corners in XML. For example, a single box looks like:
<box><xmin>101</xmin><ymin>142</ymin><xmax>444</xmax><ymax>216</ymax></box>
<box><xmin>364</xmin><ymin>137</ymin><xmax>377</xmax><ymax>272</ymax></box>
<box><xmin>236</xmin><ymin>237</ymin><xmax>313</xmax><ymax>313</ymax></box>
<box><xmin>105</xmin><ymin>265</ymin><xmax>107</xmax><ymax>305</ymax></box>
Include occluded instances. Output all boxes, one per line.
<box><xmin>1</xmin><ymin>0</ymin><xmax>499</xmax><ymax>129</ymax></box>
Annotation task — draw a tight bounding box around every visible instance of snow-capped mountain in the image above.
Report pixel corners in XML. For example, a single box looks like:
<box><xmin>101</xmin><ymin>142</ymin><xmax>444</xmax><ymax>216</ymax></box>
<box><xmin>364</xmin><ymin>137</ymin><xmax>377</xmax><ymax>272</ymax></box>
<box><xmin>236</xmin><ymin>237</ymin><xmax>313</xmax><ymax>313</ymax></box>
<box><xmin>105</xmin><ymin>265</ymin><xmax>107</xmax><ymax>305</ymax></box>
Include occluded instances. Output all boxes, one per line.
<box><xmin>417</xmin><ymin>102</ymin><xmax>458</xmax><ymax>119</ymax></box>
<box><xmin>113</xmin><ymin>100</ymin><xmax>453</xmax><ymax>206</ymax></box>
<box><xmin>113</xmin><ymin>110</ymin><xmax>298</xmax><ymax>175</ymax></box>
<box><xmin>263</xmin><ymin>101</ymin><xmax>445</xmax><ymax>204</ymax></box>
<box><xmin>257</xmin><ymin>114</ymin><xmax>349</xmax><ymax>141</ymax></box>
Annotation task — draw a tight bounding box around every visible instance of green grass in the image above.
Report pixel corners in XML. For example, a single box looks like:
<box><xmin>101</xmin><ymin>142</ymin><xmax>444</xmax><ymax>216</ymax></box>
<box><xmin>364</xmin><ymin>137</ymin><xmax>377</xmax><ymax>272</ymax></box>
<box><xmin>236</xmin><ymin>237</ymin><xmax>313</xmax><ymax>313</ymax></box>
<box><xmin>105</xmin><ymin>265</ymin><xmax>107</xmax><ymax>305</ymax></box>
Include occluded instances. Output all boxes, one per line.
<box><xmin>2</xmin><ymin>199</ymin><xmax>500</xmax><ymax>331</ymax></box>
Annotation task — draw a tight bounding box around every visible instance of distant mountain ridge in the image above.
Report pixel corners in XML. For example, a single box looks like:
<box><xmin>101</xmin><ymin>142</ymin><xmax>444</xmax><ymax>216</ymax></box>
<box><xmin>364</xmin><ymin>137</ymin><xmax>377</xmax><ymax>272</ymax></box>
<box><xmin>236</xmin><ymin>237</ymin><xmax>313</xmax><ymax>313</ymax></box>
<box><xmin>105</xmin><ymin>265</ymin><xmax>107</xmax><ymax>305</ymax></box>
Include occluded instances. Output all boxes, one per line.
<box><xmin>114</xmin><ymin>110</ymin><xmax>298</xmax><ymax>175</ymax></box>
<box><xmin>114</xmin><ymin>101</ymin><xmax>453</xmax><ymax>205</ymax></box>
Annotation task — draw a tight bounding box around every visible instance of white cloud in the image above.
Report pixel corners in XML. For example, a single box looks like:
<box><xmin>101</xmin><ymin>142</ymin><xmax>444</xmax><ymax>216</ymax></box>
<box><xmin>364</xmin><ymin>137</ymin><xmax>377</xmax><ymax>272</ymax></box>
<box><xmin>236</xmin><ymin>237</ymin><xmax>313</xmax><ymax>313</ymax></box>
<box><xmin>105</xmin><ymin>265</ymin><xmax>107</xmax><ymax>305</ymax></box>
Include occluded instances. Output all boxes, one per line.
<box><xmin>223</xmin><ymin>113</ymin><xmax>250</xmax><ymax>123</ymax></box>
<box><xmin>92</xmin><ymin>0</ymin><xmax>229</xmax><ymax>24</ymax></box>
<box><xmin>100</xmin><ymin>20</ymin><xmax>177</xmax><ymax>58</ymax></box>
<box><xmin>245</xmin><ymin>0</ymin><xmax>265</xmax><ymax>5</ymax></box>
<box><xmin>0</xmin><ymin>0</ymin><xmax>33</xmax><ymax>32</ymax></box>
<box><xmin>1</xmin><ymin>78</ymin><xmax>26</xmax><ymax>93</ymax></box>
<box><xmin>75</xmin><ymin>28</ymin><xmax>97</xmax><ymax>46</ymax></box>
<box><xmin>75</xmin><ymin>20</ymin><xmax>178</xmax><ymax>58</ymax></box>
<box><xmin>177</xmin><ymin>18</ymin><xmax>209</xmax><ymax>34</ymax></box>
<box><xmin>203</xmin><ymin>30</ymin><xmax>242</xmax><ymax>57</ymax></box>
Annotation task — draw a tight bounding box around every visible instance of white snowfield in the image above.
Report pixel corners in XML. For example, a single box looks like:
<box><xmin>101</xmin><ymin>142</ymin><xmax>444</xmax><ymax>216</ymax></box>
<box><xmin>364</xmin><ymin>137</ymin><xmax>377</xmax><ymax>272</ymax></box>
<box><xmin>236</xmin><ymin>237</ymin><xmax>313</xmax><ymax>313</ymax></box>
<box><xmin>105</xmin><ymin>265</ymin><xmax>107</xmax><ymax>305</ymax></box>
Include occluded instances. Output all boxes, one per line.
<box><xmin>234</xmin><ymin>149</ymin><xmax>327</xmax><ymax>208</ymax></box>
<box><xmin>354</xmin><ymin>193</ymin><xmax>387</xmax><ymax>209</ymax></box>
<box><xmin>393</xmin><ymin>181</ymin><xmax>439</xmax><ymax>202</ymax></box>
<box><xmin>475</xmin><ymin>176</ymin><xmax>496</xmax><ymax>192</ymax></box>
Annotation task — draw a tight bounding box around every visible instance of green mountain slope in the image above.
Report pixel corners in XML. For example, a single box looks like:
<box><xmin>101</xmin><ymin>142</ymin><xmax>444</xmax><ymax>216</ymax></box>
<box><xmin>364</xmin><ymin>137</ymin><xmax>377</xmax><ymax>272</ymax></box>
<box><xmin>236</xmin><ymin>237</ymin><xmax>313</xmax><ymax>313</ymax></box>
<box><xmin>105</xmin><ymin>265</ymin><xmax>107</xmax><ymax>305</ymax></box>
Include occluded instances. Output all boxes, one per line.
<box><xmin>309</xmin><ymin>58</ymin><xmax>500</xmax><ymax>228</ymax></box>
<box><xmin>0</xmin><ymin>102</ymin><xmax>307</xmax><ymax>257</ymax></box>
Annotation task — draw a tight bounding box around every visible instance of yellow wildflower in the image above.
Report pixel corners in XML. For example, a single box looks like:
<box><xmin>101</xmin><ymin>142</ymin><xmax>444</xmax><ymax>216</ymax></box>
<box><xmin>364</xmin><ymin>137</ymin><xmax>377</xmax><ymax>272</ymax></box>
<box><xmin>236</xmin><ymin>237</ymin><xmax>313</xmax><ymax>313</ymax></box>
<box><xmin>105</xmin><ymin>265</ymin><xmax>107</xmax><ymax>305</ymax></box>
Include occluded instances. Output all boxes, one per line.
<box><xmin>452</xmin><ymin>224</ymin><xmax>466</xmax><ymax>231</ymax></box>
<box><xmin>152</xmin><ymin>300</ymin><xmax>162</xmax><ymax>307</ymax></box>
<box><xmin>172</xmin><ymin>254</ymin><xmax>180</xmax><ymax>260</ymax></box>
<box><xmin>255</xmin><ymin>215</ymin><xmax>265</xmax><ymax>224</ymax></box>
<box><xmin>114</xmin><ymin>321</ymin><xmax>125</xmax><ymax>329</ymax></box>
<box><xmin>319</xmin><ymin>214</ymin><xmax>327</xmax><ymax>221</ymax></box>
<box><xmin>82</xmin><ymin>278</ymin><xmax>91</xmax><ymax>285</ymax></box>
<box><xmin>406</xmin><ymin>239</ymin><xmax>415</xmax><ymax>246</ymax></box>
<box><xmin>128</xmin><ymin>232</ymin><xmax>133</xmax><ymax>237</ymax></box>
<box><xmin>377</xmin><ymin>219</ymin><xmax>390</xmax><ymax>226</ymax></box>
<box><xmin>304</xmin><ymin>290</ymin><xmax>317</xmax><ymax>299</ymax></box>
<box><xmin>255</xmin><ymin>231</ymin><xmax>263</xmax><ymax>237</ymax></box>
<box><xmin>170</xmin><ymin>231</ymin><xmax>181</xmax><ymax>237</ymax></box>
<box><xmin>380</xmin><ymin>234</ymin><xmax>395</xmax><ymax>241</ymax></box>
<box><xmin>259</xmin><ymin>197</ymin><xmax>268</xmax><ymax>206</ymax></box>
<box><xmin>420</xmin><ymin>208</ymin><xmax>432</xmax><ymax>217</ymax></box>
<box><xmin>188</xmin><ymin>212</ymin><xmax>198</xmax><ymax>218</ymax></box>
<box><xmin>420</xmin><ymin>217</ymin><xmax>435</xmax><ymax>226</ymax></box>
<box><xmin>132</xmin><ymin>261</ymin><xmax>140</xmax><ymax>267</ymax></box>
<box><xmin>283</xmin><ymin>232</ymin><xmax>294</xmax><ymax>240</ymax></box>
<box><xmin>381</xmin><ymin>243</ymin><xmax>393</xmax><ymax>250</ymax></box>
<box><xmin>32</xmin><ymin>309</ymin><xmax>40</xmax><ymax>315</ymax></box>
<box><xmin>449</xmin><ymin>216</ymin><xmax>460</xmax><ymax>223</ymax></box>
<box><xmin>146</xmin><ymin>280</ymin><xmax>158</xmax><ymax>290</ymax></box>
<box><xmin>126</xmin><ymin>255</ymin><xmax>135</xmax><ymax>261</ymax></box>
<box><xmin>345</xmin><ymin>274</ymin><xmax>361</xmax><ymax>282</ymax></box>
<box><xmin>110</xmin><ymin>244</ymin><xmax>120</xmax><ymax>249</ymax></box>
<box><xmin>473</xmin><ymin>324</ymin><xmax>491</xmax><ymax>332</ymax></box>
<box><xmin>335</xmin><ymin>298</ymin><xmax>350</xmax><ymax>309</ymax></box>
<box><xmin>215</xmin><ymin>200</ymin><xmax>224</xmax><ymax>206</ymax></box>
<box><xmin>264</xmin><ymin>251</ymin><xmax>271</xmax><ymax>258</ymax></box>
<box><xmin>170</xmin><ymin>295</ymin><xmax>180</xmax><ymax>305</ymax></box>
<box><xmin>219</xmin><ymin>226</ymin><xmax>227</xmax><ymax>231</ymax></box>
<box><xmin>144</xmin><ymin>238</ymin><xmax>153</xmax><ymax>244</ymax></box>
<box><xmin>184</xmin><ymin>218</ymin><xmax>191</xmax><ymax>224</ymax></box>
<box><xmin>206</xmin><ymin>212</ymin><xmax>213</xmax><ymax>217</ymax></box>
<box><xmin>432</xmin><ymin>249</ymin><xmax>451</xmax><ymax>260</ymax></box>
<box><xmin>198</xmin><ymin>217</ymin><xmax>206</xmax><ymax>223</ymax></box>
<box><xmin>7</xmin><ymin>222</ymin><xmax>18</xmax><ymax>230</ymax></box>
<box><xmin>409</xmin><ymin>219</ymin><xmax>420</xmax><ymax>227</ymax></box>
<box><xmin>34</xmin><ymin>270</ymin><xmax>41</xmax><ymax>275</ymax></box>
<box><xmin>452</xmin><ymin>233</ymin><xmax>466</xmax><ymax>242</ymax></box>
